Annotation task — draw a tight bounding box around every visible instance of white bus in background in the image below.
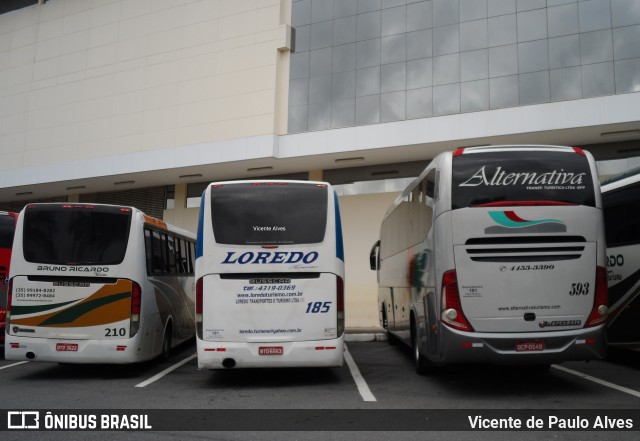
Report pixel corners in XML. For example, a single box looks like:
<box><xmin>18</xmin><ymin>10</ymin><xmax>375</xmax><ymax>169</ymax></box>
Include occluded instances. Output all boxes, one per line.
<box><xmin>5</xmin><ymin>203</ymin><xmax>196</xmax><ymax>364</ymax></box>
<box><xmin>601</xmin><ymin>166</ymin><xmax>640</xmax><ymax>350</ymax></box>
<box><xmin>370</xmin><ymin>146</ymin><xmax>608</xmax><ymax>374</ymax></box>
<box><xmin>196</xmin><ymin>180</ymin><xmax>345</xmax><ymax>369</ymax></box>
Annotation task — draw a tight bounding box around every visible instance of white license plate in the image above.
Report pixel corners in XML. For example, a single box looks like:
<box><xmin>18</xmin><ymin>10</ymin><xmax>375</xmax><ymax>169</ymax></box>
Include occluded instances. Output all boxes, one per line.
<box><xmin>258</xmin><ymin>346</ymin><xmax>283</xmax><ymax>356</ymax></box>
<box><xmin>515</xmin><ymin>341</ymin><xmax>544</xmax><ymax>352</ymax></box>
<box><xmin>56</xmin><ymin>343</ymin><xmax>78</xmax><ymax>352</ymax></box>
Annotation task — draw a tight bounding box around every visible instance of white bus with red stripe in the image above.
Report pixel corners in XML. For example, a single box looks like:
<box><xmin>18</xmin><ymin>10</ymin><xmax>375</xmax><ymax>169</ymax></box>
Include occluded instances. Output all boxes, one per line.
<box><xmin>195</xmin><ymin>180</ymin><xmax>345</xmax><ymax>369</ymax></box>
<box><xmin>5</xmin><ymin>203</ymin><xmax>196</xmax><ymax>364</ymax></box>
<box><xmin>370</xmin><ymin>146</ymin><xmax>607</xmax><ymax>373</ymax></box>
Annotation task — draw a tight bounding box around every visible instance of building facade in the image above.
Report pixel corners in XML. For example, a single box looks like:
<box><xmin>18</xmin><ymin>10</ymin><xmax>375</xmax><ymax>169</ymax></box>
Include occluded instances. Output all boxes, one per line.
<box><xmin>2</xmin><ymin>0</ymin><xmax>640</xmax><ymax>329</ymax></box>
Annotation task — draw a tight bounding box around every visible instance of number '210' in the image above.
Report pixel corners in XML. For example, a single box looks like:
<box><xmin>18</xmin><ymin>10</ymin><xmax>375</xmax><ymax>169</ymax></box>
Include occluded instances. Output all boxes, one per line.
<box><xmin>306</xmin><ymin>301</ymin><xmax>331</xmax><ymax>313</ymax></box>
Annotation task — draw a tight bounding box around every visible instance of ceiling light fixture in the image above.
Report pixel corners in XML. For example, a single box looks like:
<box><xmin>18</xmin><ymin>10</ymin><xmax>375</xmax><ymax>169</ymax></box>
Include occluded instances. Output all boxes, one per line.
<box><xmin>114</xmin><ymin>180</ymin><xmax>135</xmax><ymax>186</ymax></box>
<box><xmin>601</xmin><ymin>129</ymin><xmax>640</xmax><ymax>137</ymax></box>
<box><xmin>247</xmin><ymin>166</ymin><xmax>274</xmax><ymax>172</ymax></box>
<box><xmin>335</xmin><ymin>157</ymin><xmax>365</xmax><ymax>163</ymax></box>
<box><xmin>179</xmin><ymin>173</ymin><xmax>203</xmax><ymax>179</ymax></box>
<box><xmin>66</xmin><ymin>185</ymin><xmax>86</xmax><ymax>190</ymax></box>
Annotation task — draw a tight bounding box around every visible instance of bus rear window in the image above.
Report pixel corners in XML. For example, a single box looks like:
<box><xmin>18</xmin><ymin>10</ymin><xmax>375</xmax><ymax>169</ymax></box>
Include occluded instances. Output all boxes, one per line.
<box><xmin>210</xmin><ymin>183</ymin><xmax>328</xmax><ymax>245</ymax></box>
<box><xmin>452</xmin><ymin>151</ymin><xmax>595</xmax><ymax>209</ymax></box>
<box><xmin>0</xmin><ymin>215</ymin><xmax>15</xmax><ymax>249</ymax></box>
<box><xmin>23</xmin><ymin>205</ymin><xmax>132</xmax><ymax>265</ymax></box>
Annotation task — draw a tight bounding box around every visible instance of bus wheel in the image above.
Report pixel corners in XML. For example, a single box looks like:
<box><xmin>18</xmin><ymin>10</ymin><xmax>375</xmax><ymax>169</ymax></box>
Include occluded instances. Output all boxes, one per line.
<box><xmin>161</xmin><ymin>323</ymin><xmax>172</xmax><ymax>361</ymax></box>
<box><xmin>411</xmin><ymin>323</ymin><xmax>432</xmax><ymax>375</ymax></box>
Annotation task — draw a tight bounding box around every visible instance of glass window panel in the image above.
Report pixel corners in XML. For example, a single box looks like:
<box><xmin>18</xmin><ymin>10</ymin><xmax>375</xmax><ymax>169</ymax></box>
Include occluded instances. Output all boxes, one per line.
<box><xmin>308</xmin><ymin>99</ymin><xmax>332</xmax><ymax>130</ymax></box>
<box><xmin>433</xmin><ymin>83</ymin><xmax>460</xmax><ymax>116</ymax></box>
<box><xmin>407</xmin><ymin>29</ymin><xmax>433</xmax><ymax>60</ymax></box>
<box><xmin>489</xmin><ymin>75</ymin><xmax>519</xmax><ymax>108</ymax></box>
<box><xmin>460</xmin><ymin>0</ymin><xmax>487</xmax><ymax>22</ymax></box>
<box><xmin>358</xmin><ymin>0</ymin><xmax>382</xmax><ymax>14</ymax></box>
<box><xmin>614</xmin><ymin>58</ymin><xmax>640</xmax><ymax>94</ymax></box>
<box><xmin>581</xmin><ymin>61</ymin><xmax>615</xmax><ymax>98</ymax></box>
<box><xmin>293</xmin><ymin>25</ymin><xmax>311</xmax><ymax>52</ymax></box>
<box><xmin>382</xmin><ymin>34</ymin><xmax>407</xmax><ymax>64</ymax></box>
<box><xmin>547</xmin><ymin>3</ymin><xmax>578</xmax><ymax>38</ymax></box>
<box><xmin>357</xmin><ymin>11</ymin><xmax>381</xmax><ymax>41</ymax></box>
<box><xmin>517</xmin><ymin>0</ymin><xmax>545</xmax><ymax>12</ymax></box>
<box><xmin>333</xmin><ymin>43</ymin><xmax>357</xmax><ymax>72</ymax></box>
<box><xmin>406</xmin><ymin>87</ymin><xmax>433</xmax><ymax>118</ymax></box>
<box><xmin>517</xmin><ymin>9</ymin><xmax>547</xmax><ymax>42</ymax></box>
<box><xmin>382</xmin><ymin>0</ymin><xmax>406</xmax><ymax>8</ymax></box>
<box><xmin>578</xmin><ymin>0</ymin><xmax>612</xmax><ymax>33</ymax></box>
<box><xmin>407</xmin><ymin>1</ymin><xmax>433</xmax><ymax>32</ymax></box>
<box><xmin>549</xmin><ymin>34</ymin><xmax>580</xmax><ymax>69</ymax></box>
<box><xmin>550</xmin><ymin>66</ymin><xmax>582</xmax><ymax>102</ymax></box>
<box><xmin>580</xmin><ymin>30</ymin><xmax>613</xmax><ymax>65</ymax></box>
<box><xmin>381</xmin><ymin>62</ymin><xmax>407</xmax><ymax>92</ymax></box>
<box><xmin>309</xmin><ymin>74</ymin><xmax>333</xmax><ymax>102</ymax></box>
<box><xmin>489</xmin><ymin>44</ymin><xmax>518</xmax><ymax>77</ymax></box>
<box><xmin>460</xmin><ymin>19</ymin><xmax>488</xmax><ymax>51</ymax></box>
<box><xmin>335</xmin><ymin>0</ymin><xmax>357</xmax><ymax>18</ymax></box>
<box><xmin>611</xmin><ymin>0</ymin><xmax>640</xmax><ymax>28</ymax></box>
<box><xmin>310</xmin><ymin>20</ymin><xmax>334</xmax><ymax>50</ymax></box>
<box><xmin>407</xmin><ymin>58</ymin><xmax>433</xmax><ymax>89</ymax></box>
<box><xmin>356</xmin><ymin>66</ymin><xmax>381</xmax><ymax>96</ymax></box>
<box><xmin>356</xmin><ymin>38</ymin><xmax>381</xmax><ymax>68</ymax></box>
<box><xmin>334</xmin><ymin>15</ymin><xmax>357</xmax><ymax>45</ymax></box>
<box><xmin>488</xmin><ymin>0</ymin><xmax>516</xmax><ymax>17</ymax></box>
<box><xmin>289</xmin><ymin>78</ymin><xmax>309</xmax><ymax>106</ymax></box>
<box><xmin>461</xmin><ymin>49</ymin><xmax>488</xmax><ymax>82</ymax></box>
<box><xmin>293</xmin><ymin>0</ymin><xmax>312</xmax><ymax>26</ymax></box>
<box><xmin>519</xmin><ymin>70</ymin><xmax>550</xmax><ymax>105</ymax></box>
<box><xmin>290</xmin><ymin>52</ymin><xmax>310</xmax><ymax>80</ymax></box>
<box><xmin>356</xmin><ymin>94</ymin><xmax>381</xmax><ymax>124</ymax></box>
<box><xmin>381</xmin><ymin>91</ymin><xmax>407</xmax><ymax>121</ymax></box>
<box><xmin>310</xmin><ymin>47</ymin><xmax>333</xmax><ymax>76</ymax></box>
<box><xmin>331</xmin><ymin>98</ymin><xmax>356</xmax><ymax>128</ymax></box>
<box><xmin>613</xmin><ymin>25</ymin><xmax>640</xmax><ymax>60</ymax></box>
<box><xmin>518</xmin><ymin>39</ymin><xmax>549</xmax><ymax>73</ymax></box>
<box><xmin>488</xmin><ymin>14</ymin><xmax>517</xmax><ymax>47</ymax></box>
<box><xmin>433</xmin><ymin>0</ymin><xmax>460</xmax><ymax>26</ymax></box>
<box><xmin>461</xmin><ymin>79</ymin><xmax>489</xmax><ymax>112</ymax></box>
<box><xmin>433</xmin><ymin>24</ymin><xmax>460</xmax><ymax>56</ymax></box>
<box><xmin>332</xmin><ymin>69</ymin><xmax>357</xmax><ymax>100</ymax></box>
<box><xmin>312</xmin><ymin>0</ymin><xmax>334</xmax><ymax>23</ymax></box>
<box><xmin>433</xmin><ymin>53</ymin><xmax>460</xmax><ymax>85</ymax></box>
<box><xmin>382</xmin><ymin>5</ymin><xmax>407</xmax><ymax>36</ymax></box>
<box><xmin>288</xmin><ymin>104</ymin><xmax>309</xmax><ymax>133</ymax></box>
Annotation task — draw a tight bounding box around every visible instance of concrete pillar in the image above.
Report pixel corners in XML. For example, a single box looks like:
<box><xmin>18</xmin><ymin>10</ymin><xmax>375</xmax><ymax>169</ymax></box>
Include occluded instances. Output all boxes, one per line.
<box><xmin>308</xmin><ymin>170</ymin><xmax>323</xmax><ymax>182</ymax></box>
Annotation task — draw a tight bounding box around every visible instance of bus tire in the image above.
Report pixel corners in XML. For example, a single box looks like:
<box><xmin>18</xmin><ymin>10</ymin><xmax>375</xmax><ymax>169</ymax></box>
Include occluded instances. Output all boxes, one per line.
<box><xmin>411</xmin><ymin>321</ymin><xmax>432</xmax><ymax>375</ymax></box>
<box><xmin>161</xmin><ymin>323</ymin><xmax>172</xmax><ymax>361</ymax></box>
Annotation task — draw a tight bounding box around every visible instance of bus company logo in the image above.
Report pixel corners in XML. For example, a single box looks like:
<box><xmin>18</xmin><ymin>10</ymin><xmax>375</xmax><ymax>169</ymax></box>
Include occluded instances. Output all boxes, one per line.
<box><xmin>459</xmin><ymin>166</ymin><xmax>586</xmax><ymax>187</ymax></box>
<box><xmin>12</xmin><ymin>326</ymin><xmax>35</xmax><ymax>334</ymax></box>
<box><xmin>222</xmin><ymin>251</ymin><xmax>319</xmax><ymax>265</ymax></box>
<box><xmin>539</xmin><ymin>320</ymin><xmax>582</xmax><ymax>328</ymax></box>
<box><xmin>7</xmin><ymin>411</ymin><xmax>40</xmax><ymax>429</ymax></box>
<box><xmin>485</xmin><ymin>211</ymin><xmax>567</xmax><ymax>234</ymax></box>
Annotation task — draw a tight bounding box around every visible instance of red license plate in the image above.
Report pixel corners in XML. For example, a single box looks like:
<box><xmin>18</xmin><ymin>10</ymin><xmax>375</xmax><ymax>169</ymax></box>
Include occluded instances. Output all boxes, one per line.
<box><xmin>258</xmin><ymin>346</ymin><xmax>283</xmax><ymax>356</ymax></box>
<box><xmin>516</xmin><ymin>341</ymin><xmax>544</xmax><ymax>352</ymax></box>
<box><xmin>56</xmin><ymin>343</ymin><xmax>78</xmax><ymax>352</ymax></box>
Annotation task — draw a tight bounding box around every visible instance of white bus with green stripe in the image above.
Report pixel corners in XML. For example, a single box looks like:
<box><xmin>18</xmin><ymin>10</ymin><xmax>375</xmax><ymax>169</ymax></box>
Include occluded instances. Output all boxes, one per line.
<box><xmin>196</xmin><ymin>180</ymin><xmax>345</xmax><ymax>369</ymax></box>
<box><xmin>5</xmin><ymin>203</ymin><xmax>196</xmax><ymax>364</ymax></box>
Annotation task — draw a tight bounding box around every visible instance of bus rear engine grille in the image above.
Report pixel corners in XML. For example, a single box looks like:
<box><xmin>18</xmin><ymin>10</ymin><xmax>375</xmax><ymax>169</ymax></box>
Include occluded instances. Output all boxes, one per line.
<box><xmin>464</xmin><ymin>236</ymin><xmax>587</xmax><ymax>263</ymax></box>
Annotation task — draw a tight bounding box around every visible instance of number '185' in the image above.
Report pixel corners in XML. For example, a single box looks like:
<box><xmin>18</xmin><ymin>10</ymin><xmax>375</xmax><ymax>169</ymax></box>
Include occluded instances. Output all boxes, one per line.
<box><xmin>306</xmin><ymin>301</ymin><xmax>331</xmax><ymax>313</ymax></box>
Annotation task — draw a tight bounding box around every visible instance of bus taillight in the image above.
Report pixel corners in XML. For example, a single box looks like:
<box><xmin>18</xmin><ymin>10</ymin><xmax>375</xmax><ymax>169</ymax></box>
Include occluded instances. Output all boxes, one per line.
<box><xmin>585</xmin><ymin>266</ymin><xmax>608</xmax><ymax>328</ymax></box>
<box><xmin>196</xmin><ymin>277</ymin><xmax>203</xmax><ymax>339</ymax></box>
<box><xmin>5</xmin><ymin>278</ymin><xmax>12</xmax><ymax>322</ymax></box>
<box><xmin>337</xmin><ymin>276</ymin><xmax>344</xmax><ymax>337</ymax></box>
<box><xmin>130</xmin><ymin>282</ymin><xmax>141</xmax><ymax>337</ymax></box>
<box><xmin>440</xmin><ymin>270</ymin><xmax>474</xmax><ymax>332</ymax></box>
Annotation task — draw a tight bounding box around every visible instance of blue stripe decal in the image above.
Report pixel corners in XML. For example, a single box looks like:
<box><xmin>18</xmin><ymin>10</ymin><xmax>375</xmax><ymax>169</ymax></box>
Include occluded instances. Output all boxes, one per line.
<box><xmin>334</xmin><ymin>191</ymin><xmax>344</xmax><ymax>262</ymax></box>
<box><xmin>196</xmin><ymin>190</ymin><xmax>206</xmax><ymax>259</ymax></box>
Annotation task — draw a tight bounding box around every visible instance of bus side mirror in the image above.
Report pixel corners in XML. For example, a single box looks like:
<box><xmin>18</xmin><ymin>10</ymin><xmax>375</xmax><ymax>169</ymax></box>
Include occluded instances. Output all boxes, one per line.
<box><xmin>369</xmin><ymin>240</ymin><xmax>380</xmax><ymax>271</ymax></box>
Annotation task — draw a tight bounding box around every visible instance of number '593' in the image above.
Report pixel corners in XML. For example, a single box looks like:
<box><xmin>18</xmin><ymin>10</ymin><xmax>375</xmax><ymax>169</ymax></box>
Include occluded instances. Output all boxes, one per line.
<box><xmin>306</xmin><ymin>301</ymin><xmax>331</xmax><ymax>313</ymax></box>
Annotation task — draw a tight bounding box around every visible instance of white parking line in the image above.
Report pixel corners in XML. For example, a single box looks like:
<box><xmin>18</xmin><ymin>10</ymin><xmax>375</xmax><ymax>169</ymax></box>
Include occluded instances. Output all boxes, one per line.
<box><xmin>552</xmin><ymin>364</ymin><xmax>640</xmax><ymax>399</ymax></box>
<box><xmin>344</xmin><ymin>345</ymin><xmax>377</xmax><ymax>402</ymax></box>
<box><xmin>135</xmin><ymin>354</ymin><xmax>196</xmax><ymax>388</ymax></box>
<box><xmin>0</xmin><ymin>361</ymin><xmax>29</xmax><ymax>370</ymax></box>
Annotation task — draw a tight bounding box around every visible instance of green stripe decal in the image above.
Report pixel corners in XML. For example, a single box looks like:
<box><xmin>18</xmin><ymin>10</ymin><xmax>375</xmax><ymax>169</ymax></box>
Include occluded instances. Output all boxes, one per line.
<box><xmin>11</xmin><ymin>300</ymin><xmax>81</xmax><ymax>316</ymax></box>
<box><xmin>39</xmin><ymin>292</ymin><xmax>130</xmax><ymax>326</ymax></box>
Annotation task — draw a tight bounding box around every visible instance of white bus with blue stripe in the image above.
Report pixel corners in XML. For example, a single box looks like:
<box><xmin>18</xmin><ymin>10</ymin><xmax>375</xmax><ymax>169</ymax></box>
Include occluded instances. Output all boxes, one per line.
<box><xmin>195</xmin><ymin>180</ymin><xmax>345</xmax><ymax>369</ymax></box>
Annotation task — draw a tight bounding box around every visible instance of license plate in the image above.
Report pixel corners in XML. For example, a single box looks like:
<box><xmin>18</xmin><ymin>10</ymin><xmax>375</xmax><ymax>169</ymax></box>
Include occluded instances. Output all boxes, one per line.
<box><xmin>56</xmin><ymin>343</ymin><xmax>78</xmax><ymax>352</ymax></box>
<box><xmin>516</xmin><ymin>341</ymin><xmax>544</xmax><ymax>352</ymax></box>
<box><xmin>258</xmin><ymin>346</ymin><xmax>283</xmax><ymax>356</ymax></box>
